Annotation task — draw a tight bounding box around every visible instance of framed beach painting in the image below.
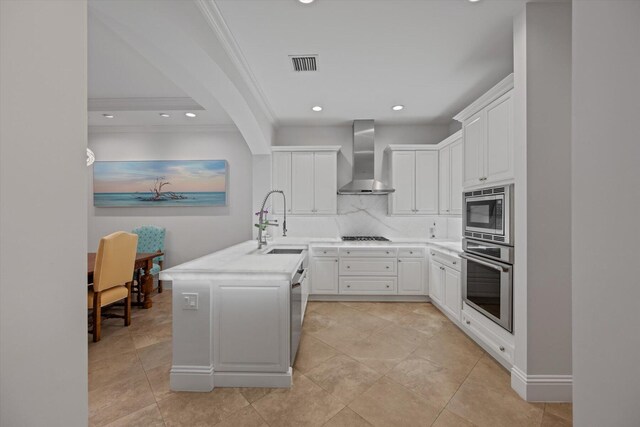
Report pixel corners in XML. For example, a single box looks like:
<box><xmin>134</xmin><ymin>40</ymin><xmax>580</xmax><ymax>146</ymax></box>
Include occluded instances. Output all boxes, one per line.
<box><xmin>93</xmin><ymin>160</ymin><xmax>227</xmax><ymax>207</ymax></box>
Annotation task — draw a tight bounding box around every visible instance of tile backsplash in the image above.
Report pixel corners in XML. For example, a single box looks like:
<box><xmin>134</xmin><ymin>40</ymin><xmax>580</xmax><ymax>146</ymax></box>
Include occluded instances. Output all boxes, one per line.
<box><xmin>271</xmin><ymin>195</ymin><xmax>461</xmax><ymax>240</ymax></box>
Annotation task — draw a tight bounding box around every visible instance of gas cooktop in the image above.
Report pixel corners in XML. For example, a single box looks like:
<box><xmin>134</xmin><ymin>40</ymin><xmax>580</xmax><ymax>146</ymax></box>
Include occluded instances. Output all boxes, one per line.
<box><xmin>341</xmin><ymin>236</ymin><xmax>390</xmax><ymax>242</ymax></box>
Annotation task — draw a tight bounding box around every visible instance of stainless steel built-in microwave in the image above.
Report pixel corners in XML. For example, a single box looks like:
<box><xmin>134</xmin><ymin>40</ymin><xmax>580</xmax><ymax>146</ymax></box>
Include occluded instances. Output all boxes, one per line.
<box><xmin>463</xmin><ymin>184</ymin><xmax>514</xmax><ymax>246</ymax></box>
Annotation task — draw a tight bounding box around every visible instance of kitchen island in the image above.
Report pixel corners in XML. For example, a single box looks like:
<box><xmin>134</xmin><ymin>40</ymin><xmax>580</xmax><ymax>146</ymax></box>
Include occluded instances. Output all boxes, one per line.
<box><xmin>160</xmin><ymin>241</ymin><xmax>308</xmax><ymax>392</ymax></box>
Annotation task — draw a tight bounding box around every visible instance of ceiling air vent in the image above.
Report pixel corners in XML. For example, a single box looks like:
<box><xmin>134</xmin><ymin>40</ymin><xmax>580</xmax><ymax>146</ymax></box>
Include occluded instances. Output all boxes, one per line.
<box><xmin>290</xmin><ymin>55</ymin><xmax>318</xmax><ymax>72</ymax></box>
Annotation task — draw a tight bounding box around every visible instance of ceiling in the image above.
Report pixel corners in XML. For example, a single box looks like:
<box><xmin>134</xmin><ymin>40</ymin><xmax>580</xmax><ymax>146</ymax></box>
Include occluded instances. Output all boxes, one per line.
<box><xmin>215</xmin><ymin>0</ymin><xmax>526</xmax><ymax>126</ymax></box>
<box><xmin>88</xmin><ymin>10</ymin><xmax>234</xmax><ymax>127</ymax></box>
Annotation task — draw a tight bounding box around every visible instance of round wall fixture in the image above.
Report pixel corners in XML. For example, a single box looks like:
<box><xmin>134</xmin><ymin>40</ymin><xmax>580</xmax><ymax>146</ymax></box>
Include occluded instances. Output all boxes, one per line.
<box><xmin>299</xmin><ymin>0</ymin><xmax>315</xmax><ymax>4</ymax></box>
<box><xmin>312</xmin><ymin>105</ymin><xmax>323</xmax><ymax>112</ymax></box>
<box><xmin>185</xmin><ymin>112</ymin><xmax>197</xmax><ymax>118</ymax></box>
<box><xmin>159</xmin><ymin>113</ymin><xmax>170</xmax><ymax>118</ymax></box>
<box><xmin>392</xmin><ymin>105</ymin><xmax>404</xmax><ymax>111</ymax></box>
<box><xmin>87</xmin><ymin>148</ymin><xmax>95</xmax><ymax>167</ymax></box>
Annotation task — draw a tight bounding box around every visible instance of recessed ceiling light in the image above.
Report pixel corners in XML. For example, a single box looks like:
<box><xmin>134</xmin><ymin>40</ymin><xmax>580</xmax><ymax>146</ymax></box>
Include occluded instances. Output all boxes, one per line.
<box><xmin>185</xmin><ymin>112</ymin><xmax>197</xmax><ymax>118</ymax></box>
<box><xmin>298</xmin><ymin>0</ymin><xmax>315</xmax><ymax>4</ymax></box>
<box><xmin>392</xmin><ymin>105</ymin><xmax>404</xmax><ymax>111</ymax></box>
<box><xmin>102</xmin><ymin>113</ymin><xmax>114</xmax><ymax>118</ymax></box>
<box><xmin>312</xmin><ymin>106</ymin><xmax>323</xmax><ymax>112</ymax></box>
<box><xmin>159</xmin><ymin>113</ymin><xmax>170</xmax><ymax>118</ymax></box>
<box><xmin>468</xmin><ymin>0</ymin><xmax>481</xmax><ymax>2</ymax></box>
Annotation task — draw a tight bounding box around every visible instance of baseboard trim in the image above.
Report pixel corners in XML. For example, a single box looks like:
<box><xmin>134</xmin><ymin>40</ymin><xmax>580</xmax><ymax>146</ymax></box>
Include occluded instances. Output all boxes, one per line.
<box><xmin>309</xmin><ymin>294</ymin><xmax>429</xmax><ymax>302</ymax></box>
<box><xmin>511</xmin><ymin>366</ymin><xmax>572</xmax><ymax>402</ymax></box>
<box><xmin>170</xmin><ymin>365</ymin><xmax>292</xmax><ymax>391</ymax></box>
<box><xmin>170</xmin><ymin>365</ymin><xmax>214</xmax><ymax>392</ymax></box>
<box><xmin>213</xmin><ymin>369</ymin><xmax>292</xmax><ymax>388</ymax></box>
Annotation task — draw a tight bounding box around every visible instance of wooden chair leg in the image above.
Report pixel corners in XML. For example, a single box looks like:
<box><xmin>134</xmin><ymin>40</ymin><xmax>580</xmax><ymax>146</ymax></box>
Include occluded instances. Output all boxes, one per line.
<box><xmin>124</xmin><ymin>282</ymin><xmax>131</xmax><ymax>326</ymax></box>
<box><xmin>93</xmin><ymin>292</ymin><xmax>102</xmax><ymax>342</ymax></box>
<box><xmin>158</xmin><ymin>260</ymin><xmax>164</xmax><ymax>293</ymax></box>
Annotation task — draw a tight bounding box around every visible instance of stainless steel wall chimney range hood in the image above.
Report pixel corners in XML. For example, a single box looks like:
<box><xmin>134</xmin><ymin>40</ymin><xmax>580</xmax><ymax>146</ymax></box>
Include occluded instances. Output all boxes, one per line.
<box><xmin>338</xmin><ymin>120</ymin><xmax>395</xmax><ymax>195</ymax></box>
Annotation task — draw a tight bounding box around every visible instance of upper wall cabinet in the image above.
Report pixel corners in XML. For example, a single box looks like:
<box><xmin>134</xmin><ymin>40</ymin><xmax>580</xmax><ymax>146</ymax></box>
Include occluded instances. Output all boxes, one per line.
<box><xmin>272</xmin><ymin>146</ymin><xmax>340</xmax><ymax>215</ymax></box>
<box><xmin>386</xmin><ymin>147</ymin><xmax>439</xmax><ymax>215</ymax></box>
<box><xmin>439</xmin><ymin>132</ymin><xmax>463</xmax><ymax>215</ymax></box>
<box><xmin>454</xmin><ymin>74</ymin><xmax>514</xmax><ymax>189</ymax></box>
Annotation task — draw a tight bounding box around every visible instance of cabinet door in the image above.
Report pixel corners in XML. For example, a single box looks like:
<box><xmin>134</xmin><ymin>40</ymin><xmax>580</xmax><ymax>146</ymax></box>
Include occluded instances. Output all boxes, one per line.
<box><xmin>485</xmin><ymin>91</ymin><xmax>514</xmax><ymax>184</ymax></box>
<box><xmin>291</xmin><ymin>152</ymin><xmax>315</xmax><ymax>214</ymax></box>
<box><xmin>213</xmin><ymin>283</ymin><xmax>289</xmax><ymax>373</ymax></box>
<box><xmin>311</xmin><ymin>257</ymin><xmax>338</xmax><ymax>294</ymax></box>
<box><xmin>429</xmin><ymin>260</ymin><xmax>444</xmax><ymax>304</ymax></box>
<box><xmin>313</xmin><ymin>152</ymin><xmax>337</xmax><ymax>214</ymax></box>
<box><xmin>443</xmin><ymin>267</ymin><xmax>461</xmax><ymax>321</ymax></box>
<box><xmin>415</xmin><ymin>151</ymin><xmax>439</xmax><ymax>214</ymax></box>
<box><xmin>272</xmin><ymin>152</ymin><xmax>292</xmax><ymax>215</ymax></box>
<box><xmin>449</xmin><ymin>138</ymin><xmax>463</xmax><ymax>215</ymax></box>
<box><xmin>439</xmin><ymin>146</ymin><xmax>451</xmax><ymax>214</ymax></box>
<box><xmin>390</xmin><ymin>151</ymin><xmax>416</xmax><ymax>214</ymax></box>
<box><xmin>398</xmin><ymin>258</ymin><xmax>424</xmax><ymax>295</ymax></box>
<box><xmin>463</xmin><ymin>111</ymin><xmax>485</xmax><ymax>187</ymax></box>
<box><xmin>301</xmin><ymin>273</ymin><xmax>309</xmax><ymax>320</ymax></box>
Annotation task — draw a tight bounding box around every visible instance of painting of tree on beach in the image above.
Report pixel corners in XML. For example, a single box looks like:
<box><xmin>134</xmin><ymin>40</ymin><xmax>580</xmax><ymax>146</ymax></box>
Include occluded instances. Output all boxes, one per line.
<box><xmin>93</xmin><ymin>160</ymin><xmax>227</xmax><ymax>207</ymax></box>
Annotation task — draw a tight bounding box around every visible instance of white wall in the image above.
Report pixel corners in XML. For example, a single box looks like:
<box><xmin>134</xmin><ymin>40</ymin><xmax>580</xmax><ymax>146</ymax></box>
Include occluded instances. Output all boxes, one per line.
<box><xmin>512</xmin><ymin>2</ymin><xmax>573</xmax><ymax>402</ymax></box>
<box><xmin>0</xmin><ymin>1</ymin><xmax>88</xmax><ymax>425</ymax></box>
<box><xmin>572</xmin><ymin>1</ymin><xmax>640</xmax><ymax>425</ymax></box>
<box><xmin>88</xmin><ymin>129</ymin><xmax>253</xmax><ymax>267</ymax></box>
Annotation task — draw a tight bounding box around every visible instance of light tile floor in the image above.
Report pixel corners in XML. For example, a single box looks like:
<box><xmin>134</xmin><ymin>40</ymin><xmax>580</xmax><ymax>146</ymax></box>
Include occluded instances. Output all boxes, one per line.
<box><xmin>89</xmin><ymin>290</ymin><xmax>573</xmax><ymax>426</ymax></box>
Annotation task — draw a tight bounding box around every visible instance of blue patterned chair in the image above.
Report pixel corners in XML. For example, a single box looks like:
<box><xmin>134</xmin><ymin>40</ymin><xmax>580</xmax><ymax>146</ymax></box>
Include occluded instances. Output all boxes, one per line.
<box><xmin>132</xmin><ymin>225</ymin><xmax>166</xmax><ymax>294</ymax></box>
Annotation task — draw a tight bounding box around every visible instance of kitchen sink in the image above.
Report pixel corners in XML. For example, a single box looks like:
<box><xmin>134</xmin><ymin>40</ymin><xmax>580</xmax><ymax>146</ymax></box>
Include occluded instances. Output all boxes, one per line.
<box><xmin>265</xmin><ymin>248</ymin><xmax>305</xmax><ymax>255</ymax></box>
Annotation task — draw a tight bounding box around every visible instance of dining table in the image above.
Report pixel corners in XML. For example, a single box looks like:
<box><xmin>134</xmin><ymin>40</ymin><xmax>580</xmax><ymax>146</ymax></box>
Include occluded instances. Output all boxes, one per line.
<box><xmin>87</xmin><ymin>251</ymin><xmax>164</xmax><ymax>309</ymax></box>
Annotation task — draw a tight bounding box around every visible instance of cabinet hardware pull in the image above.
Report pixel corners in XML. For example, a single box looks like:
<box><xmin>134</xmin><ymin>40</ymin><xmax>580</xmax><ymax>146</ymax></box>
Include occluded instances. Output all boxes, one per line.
<box><xmin>347</xmin><ymin>265</ymin><xmax>350</xmax><ymax>268</ymax></box>
<box><xmin>347</xmin><ymin>251</ymin><xmax>350</xmax><ymax>254</ymax></box>
<box><xmin>386</xmin><ymin>285</ymin><xmax>390</xmax><ymax>288</ymax></box>
<box><xmin>347</xmin><ymin>285</ymin><xmax>351</xmax><ymax>288</ymax></box>
<box><xmin>499</xmin><ymin>346</ymin><xmax>505</xmax><ymax>352</ymax></box>
<box><xmin>410</xmin><ymin>251</ymin><xmax>413</xmax><ymax>254</ymax></box>
<box><xmin>453</xmin><ymin>261</ymin><xmax>457</xmax><ymax>265</ymax></box>
<box><xmin>386</xmin><ymin>251</ymin><xmax>389</xmax><ymax>254</ymax></box>
<box><xmin>385</xmin><ymin>266</ymin><xmax>389</xmax><ymax>269</ymax></box>
<box><xmin>466</xmin><ymin>320</ymin><xmax>471</xmax><ymax>325</ymax></box>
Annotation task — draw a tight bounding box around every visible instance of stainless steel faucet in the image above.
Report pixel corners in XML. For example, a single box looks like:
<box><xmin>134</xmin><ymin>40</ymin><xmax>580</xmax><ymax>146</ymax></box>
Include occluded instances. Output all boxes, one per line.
<box><xmin>257</xmin><ymin>190</ymin><xmax>287</xmax><ymax>249</ymax></box>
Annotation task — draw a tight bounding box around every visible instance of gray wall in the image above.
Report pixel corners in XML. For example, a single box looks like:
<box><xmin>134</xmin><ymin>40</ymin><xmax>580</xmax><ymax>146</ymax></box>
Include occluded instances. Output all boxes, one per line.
<box><xmin>0</xmin><ymin>1</ymin><xmax>89</xmax><ymax>425</ymax></box>
<box><xmin>88</xmin><ymin>130</ymin><xmax>253</xmax><ymax>267</ymax></box>
<box><xmin>512</xmin><ymin>1</ymin><xmax>573</xmax><ymax>400</ymax></box>
<box><xmin>572</xmin><ymin>1</ymin><xmax>640</xmax><ymax>424</ymax></box>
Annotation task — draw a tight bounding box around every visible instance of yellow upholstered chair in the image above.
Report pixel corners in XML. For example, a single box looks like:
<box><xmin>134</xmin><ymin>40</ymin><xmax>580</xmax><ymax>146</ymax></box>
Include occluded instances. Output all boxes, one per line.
<box><xmin>88</xmin><ymin>231</ymin><xmax>138</xmax><ymax>342</ymax></box>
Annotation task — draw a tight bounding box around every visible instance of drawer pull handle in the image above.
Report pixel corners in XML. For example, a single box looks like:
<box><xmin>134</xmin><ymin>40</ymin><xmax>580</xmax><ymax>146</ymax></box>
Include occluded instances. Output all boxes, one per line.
<box><xmin>499</xmin><ymin>346</ymin><xmax>505</xmax><ymax>352</ymax></box>
<box><xmin>386</xmin><ymin>285</ymin><xmax>390</xmax><ymax>288</ymax></box>
<box><xmin>410</xmin><ymin>251</ymin><xmax>413</xmax><ymax>254</ymax></box>
<box><xmin>323</xmin><ymin>251</ymin><xmax>327</xmax><ymax>254</ymax></box>
<box><xmin>347</xmin><ymin>285</ymin><xmax>351</xmax><ymax>288</ymax></box>
<box><xmin>386</xmin><ymin>251</ymin><xmax>390</xmax><ymax>254</ymax></box>
<box><xmin>385</xmin><ymin>266</ymin><xmax>390</xmax><ymax>269</ymax></box>
<box><xmin>347</xmin><ymin>251</ymin><xmax>350</xmax><ymax>254</ymax></box>
<box><xmin>453</xmin><ymin>261</ymin><xmax>457</xmax><ymax>265</ymax></box>
<box><xmin>347</xmin><ymin>265</ymin><xmax>351</xmax><ymax>269</ymax></box>
<box><xmin>466</xmin><ymin>320</ymin><xmax>471</xmax><ymax>325</ymax></box>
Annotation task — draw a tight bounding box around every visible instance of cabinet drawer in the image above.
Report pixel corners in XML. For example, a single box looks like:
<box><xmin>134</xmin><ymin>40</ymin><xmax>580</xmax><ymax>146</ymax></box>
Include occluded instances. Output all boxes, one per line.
<box><xmin>339</xmin><ymin>277</ymin><xmax>397</xmax><ymax>294</ymax></box>
<box><xmin>340</xmin><ymin>248</ymin><xmax>397</xmax><ymax>257</ymax></box>
<box><xmin>461</xmin><ymin>308</ymin><xmax>514</xmax><ymax>366</ymax></box>
<box><xmin>429</xmin><ymin>248</ymin><xmax>461</xmax><ymax>272</ymax></box>
<box><xmin>339</xmin><ymin>258</ymin><xmax>397</xmax><ymax>276</ymax></box>
<box><xmin>398</xmin><ymin>247</ymin><xmax>425</xmax><ymax>258</ymax></box>
<box><xmin>313</xmin><ymin>247</ymin><xmax>339</xmax><ymax>257</ymax></box>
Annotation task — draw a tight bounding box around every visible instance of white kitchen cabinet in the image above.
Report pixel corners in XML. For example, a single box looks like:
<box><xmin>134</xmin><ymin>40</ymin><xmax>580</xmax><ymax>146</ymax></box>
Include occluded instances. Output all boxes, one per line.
<box><xmin>313</xmin><ymin>152</ymin><xmax>337</xmax><ymax>214</ymax></box>
<box><xmin>429</xmin><ymin>249</ymin><xmax>462</xmax><ymax>322</ymax></box>
<box><xmin>454</xmin><ymin>74</ymin><xmax>514</xmax><ymax>188</ymax></box>
<box><xmin>291</xmin><ymin>152</ymin><xmax>315</xmax><ymax>214</ymax></box>
<box><xmin>311</xmin><ymin>257</ymin><xmax>339</xmax><ymax>294</ymax></box>
<box><xmin>301</xmin><ymin>270</ymin><xmax>309</xmax><ymax>320</ymax></box>
<box><xmin>398</xmin><ymin>258</ymin><xmax>424</xmax><ymax>295</ymax></box>
<box><xmin>387</xmin><ymin>148</ymin><xmax>438</xmax><ymax>215</ymax></box>
<box><xmin>339</xmin><ymin>277</ymin><xmax>397</xmax><ymax>294</ymax></box>
<box><xmin>272</xmin><ymin>146</ymin><xmax>340</xmax><ymax>215</ymax></box>
<box><xmin>271</xmin><ymin>151</ymin><xmax>291</xmax><ymax>214</ymax></box>
<box><xmin>438</xmin><ymin>132</ymin><xmax>463</xmax><ymax>215</ymax></box>
<box><xmin>429</xmin><ymin>259</ymin><xmax>444</xmax><ymax>305</ymax></box>
<box><xmin>389</xmin><ymin>151</ymin><xmax>415</xmax><ymax>214</ymax></box>
<box><xmin>443</xmin><ymin>267</ymin><xmax>461</xmax><ymax>320</ymax></box>
<box><xmin>213</xmin><ymin>283</ymin><xmax>289</xmax><ymax>373</ymax></box>
<box><xmin>415</xmin><ymin>151</ymin><xmax>439</xmax><ymax>214</ymax></box>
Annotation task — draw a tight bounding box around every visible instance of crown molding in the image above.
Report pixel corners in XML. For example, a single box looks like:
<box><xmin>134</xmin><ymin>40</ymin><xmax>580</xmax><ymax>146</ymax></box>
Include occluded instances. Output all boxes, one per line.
<box><xmin>88</xmin><ymin>124</ymin><xmax>238</xmax><ymax>134</ymax></box>
<box><xmin>271</xmin><ymin>145</ymin><xmax>341</xmax><ymax>153</ymax></box>
<box><xmin>88</xmin><ymin>97</ymin><xmax>205</xmax><ymax>112</ymax></box>
<box><xmin>453</xmin><ymin>73</ymin><xmax>514</xmax><ymax>122</ymax></box>
<box><xmin>196</xmin><ymin>0</ymin><xmax>277</xmax><ymax>125</ymax></box>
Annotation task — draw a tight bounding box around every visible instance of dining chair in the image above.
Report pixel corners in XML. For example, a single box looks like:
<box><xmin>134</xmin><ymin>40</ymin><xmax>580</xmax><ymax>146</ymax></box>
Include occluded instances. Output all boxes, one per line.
<box><xmin>88</xmin><ymin>231</ymin><xmax>138</xmax><ymax>342</ymax></box>
<box><xmin>132</xmin><ymin>225</ymin><xmax>166</xmax><ymax>294</ymax></box>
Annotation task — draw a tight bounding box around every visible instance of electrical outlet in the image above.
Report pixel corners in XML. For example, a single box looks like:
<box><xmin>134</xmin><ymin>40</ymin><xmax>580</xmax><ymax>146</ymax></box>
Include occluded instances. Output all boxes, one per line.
<box><xmin>182</xmin><ymin>293</ymin><xmax>198</xmax><ymax>310</ymax></box>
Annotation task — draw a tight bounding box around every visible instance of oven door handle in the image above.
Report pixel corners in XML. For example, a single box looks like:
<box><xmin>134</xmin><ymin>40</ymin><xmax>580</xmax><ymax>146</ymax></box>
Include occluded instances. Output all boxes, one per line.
<box><xmin>460</xmin><ymin>254</ymin><xmax>510</xmax><ymax>273</ymax></box>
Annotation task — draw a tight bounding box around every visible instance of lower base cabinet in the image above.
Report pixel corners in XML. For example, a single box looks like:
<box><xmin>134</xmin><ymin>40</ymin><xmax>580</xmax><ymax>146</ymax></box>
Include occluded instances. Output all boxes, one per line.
<box><xmin>429</xmin><ymin>251</ymin><xmax>461</xmax><ymax>322</ymax></box>
<box><xmin>311</xmin><ymin>257</ymin><xmax>338</xmax><ymax>294</ymax></box>
<box><xmin>398</xmin><ymin>258</ymin><xmax>424</xmax><ymax>295</ymax></box>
